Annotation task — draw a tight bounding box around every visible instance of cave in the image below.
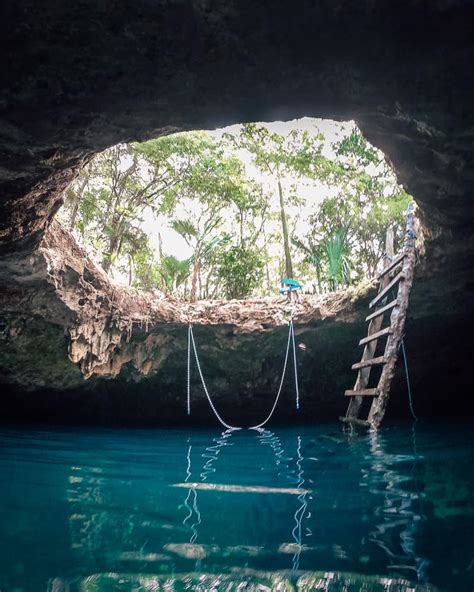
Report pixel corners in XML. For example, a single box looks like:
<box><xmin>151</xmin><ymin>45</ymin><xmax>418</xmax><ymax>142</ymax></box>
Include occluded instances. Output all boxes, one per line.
<box><xmin>1</xmin><ymin>3</ymin><xmax>474</xmax><ymax>591</ymax></box>
<box><xmin>1</xmin><ymin>1</ymin><xmax>473</xmax><ymax>425</ymax></box>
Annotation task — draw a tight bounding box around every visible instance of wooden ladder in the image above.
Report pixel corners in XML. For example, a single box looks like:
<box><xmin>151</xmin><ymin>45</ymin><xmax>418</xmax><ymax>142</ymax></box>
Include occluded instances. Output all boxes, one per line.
<box><xmin>340</xmin><ymin>204</ymin><xmax>417</xmax><ymax>430</ymax></box>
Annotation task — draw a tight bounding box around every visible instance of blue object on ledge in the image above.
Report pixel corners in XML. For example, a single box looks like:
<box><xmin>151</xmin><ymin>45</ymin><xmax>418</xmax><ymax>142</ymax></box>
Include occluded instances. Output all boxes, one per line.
<box><xmin>281</xmin><ymin>278</ymin><xmax>302</xmax><ymax>290</ymax></box>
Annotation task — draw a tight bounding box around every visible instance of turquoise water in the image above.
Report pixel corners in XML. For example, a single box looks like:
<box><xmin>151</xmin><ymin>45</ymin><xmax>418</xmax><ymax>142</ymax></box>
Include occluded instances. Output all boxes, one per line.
<box><xmin>0</xmin><ymin>422</ymin><xmax>472</xmax><ymax>592</ymax></box>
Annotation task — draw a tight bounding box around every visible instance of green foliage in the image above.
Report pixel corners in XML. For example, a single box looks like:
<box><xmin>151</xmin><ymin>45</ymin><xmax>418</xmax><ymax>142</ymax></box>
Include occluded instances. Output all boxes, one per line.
<box><xmin>296</xmin><ymin>129</ymin><xmax>413</xmax><ymax>286</ymax></box>
<box><xmin>334</xmin><ymin>128</ymin><xmax>380</xmax><ymax>167</ymax></box>
<box><xmin>131</xmin><ymin>243</ymin><xmax>161</xmax><ymax>291</ymax></box>
<box><xmin>59</xmin><ymin>123</ymin><xmax>414</xmax><ymax>300</ymax></box>
<box><xmin>223</xmin><ymin>123</ymin><xmax>336</xmax><ymax>279</ymax></box>
<box><xmin>291</xmin><ymin>236</ymin><xmax>324</xmax><ymax>293</ymax></box>
<box><xmin>157</xmin><ymin>255</ymin><xmax>191</xmax><ymax>295</ymax></box>
<box><xmin>322</xmin><ymin>227</ymin><xmax>352</xmax><ymax>290</ymax></box>
<box><xmin>171</xmin><ymin>218</ymin><xmax>199</xmax><ymax>241</ymax></box>
<box><xmin>217</xmin><ymin>245</ymin><xmax>265</xmax><ymax>300</ymax></box>
<box><xmin>225</xmin><ymin>123</ymin><xmax>332</xmax><ymax>180</ymax></box>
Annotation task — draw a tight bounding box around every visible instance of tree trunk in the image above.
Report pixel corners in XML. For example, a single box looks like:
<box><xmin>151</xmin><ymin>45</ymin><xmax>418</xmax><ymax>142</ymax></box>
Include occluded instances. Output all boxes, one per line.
<box><xmin>315</xmin><ymin>262</ymin><xmax>323</xmax><ymax>294</ymax></box>
<box><xmin>128</xmin><ymin>254</ymin><xmax>134</xmax><ymax>286</ymax></box>
<box><xmin>277</xmin><ymin>177</ymin><xmax>293</xmax><ymax>279</ymax></box>
<box><xmin>103</xmin><ymin>233</ymin><xmax>120</xmax><ymax>273</ymax></box>
<box><xmin>190</xmin><ymin>260</ymin><xmax>200</xmax><ymax>302</ymax></box>
<box><xmin>158</xmin><ymin>231</ymin><xmax>163</xmax><ymax>258</ymax></box>
<box><xmin>69</xmin><ymin>198</ymin><xmax>80</xmax><ymax>230</ymax></box>
<box><xmin>261</xmin><ymin>225</ymin><xmax>271</xmax><ymax>293</ymax></box>
<box><xmin>68</xmin><ymin>176</ymin><xmax>88</xmax><ymax>230</ymax></box>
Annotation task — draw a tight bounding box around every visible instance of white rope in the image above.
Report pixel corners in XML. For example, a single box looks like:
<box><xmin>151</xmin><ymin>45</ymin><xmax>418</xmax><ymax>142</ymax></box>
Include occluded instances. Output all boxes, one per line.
<box><xmin>249</xmin><ymin>319</ymin><xmax>294</xmax><ymax>430</ymax></box>
<box><xmin>187</xmin><ymin>325</ymin><xmax>191</xmax><ymax>416</ymax></box>
<box><xmin>291</xmin><ymin>321</ymin><xmax>300</xmax><ymax>410</ymax></box>
<box><xmin>187</xmin><ymin>316</ymin><xmax>300</xmax><ymax>430</ymax></box>
<box><xmin>401</xmin><ymin>338</ymin><xmax>418</xmax><ymax>421</ymax></box>
<box><xmin>188</xmin><ymin>325</ymin><xmax>241</xmax><ymax>431</ymax></box>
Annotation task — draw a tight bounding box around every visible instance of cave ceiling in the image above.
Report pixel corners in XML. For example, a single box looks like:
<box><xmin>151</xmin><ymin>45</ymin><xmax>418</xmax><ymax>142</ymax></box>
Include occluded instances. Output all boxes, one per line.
<box><xmin>0</xmin><ymin>1</ymin><xmax>473</xmax><ymax>250</ymax></box>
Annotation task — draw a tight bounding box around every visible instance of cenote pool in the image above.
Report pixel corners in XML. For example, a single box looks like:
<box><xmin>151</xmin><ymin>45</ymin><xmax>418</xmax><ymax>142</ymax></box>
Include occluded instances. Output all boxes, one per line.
<box><xmin>0</xmin><ymin>421</ymin><xmax>472</xmax><ymax>592</ymax></box>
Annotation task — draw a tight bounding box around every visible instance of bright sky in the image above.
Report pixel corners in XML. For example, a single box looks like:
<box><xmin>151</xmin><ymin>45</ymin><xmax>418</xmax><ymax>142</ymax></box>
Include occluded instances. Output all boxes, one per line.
<box><xmin>144</xmin><ymin>117</ymin><xmax>357</xmax><ymax>261</ymax></box>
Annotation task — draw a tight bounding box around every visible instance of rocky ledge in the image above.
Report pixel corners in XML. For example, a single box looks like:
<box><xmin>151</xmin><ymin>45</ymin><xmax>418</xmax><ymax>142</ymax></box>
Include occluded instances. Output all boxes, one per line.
<box><xmin>1</xmin><ymin>220</ymin><xmax>471</xmax><ymax>426</ymax></box>
<box><xmin>0</xmin><ymin>221</ymin><xmax>379</xmax><ymax>424</ymax></box>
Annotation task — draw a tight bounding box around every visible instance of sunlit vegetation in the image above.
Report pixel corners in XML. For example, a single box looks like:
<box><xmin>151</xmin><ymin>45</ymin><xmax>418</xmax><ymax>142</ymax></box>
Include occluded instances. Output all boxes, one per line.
<box><xmin>59</xmin><ymin>120</ymin><xmax>411</xmax><ymax>300</ymax></box>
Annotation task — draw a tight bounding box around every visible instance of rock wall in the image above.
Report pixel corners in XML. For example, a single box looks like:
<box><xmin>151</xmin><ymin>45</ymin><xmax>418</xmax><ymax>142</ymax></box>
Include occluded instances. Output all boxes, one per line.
<box><xmin>0</xmin><ymin>221</ymin><xmax>374</xmax><ymax>424</ymax></box>
<box><xmin>0</xmin><ymin>1</ymin><xmax>473</xmax><ymax>423</ymax></box>
<box><xmin>1</xmin><ymin>220</ymin><xmax>471</xmax><ymax>425</ymax></box>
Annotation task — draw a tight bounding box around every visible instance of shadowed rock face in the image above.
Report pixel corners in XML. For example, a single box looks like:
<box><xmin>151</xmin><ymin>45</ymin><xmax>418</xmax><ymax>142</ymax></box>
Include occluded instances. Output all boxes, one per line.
<box><xmin>0</xmin><ymin>1</ymin><xmax>473</xmax><ymax>423</ymax></box>
<box><xmin>0</xmin><ymin>221</ymin><xmax>376</xmax><ymax>424</ymax></box>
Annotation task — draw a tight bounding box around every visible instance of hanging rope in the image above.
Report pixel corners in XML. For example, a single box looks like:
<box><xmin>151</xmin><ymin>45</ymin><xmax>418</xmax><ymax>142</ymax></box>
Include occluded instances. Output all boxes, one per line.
<box><xmin>291</xmin><ymin>321</ymin><xmax>300</xmax><ymax>410</ymax></box>
<box><xmin>389</xmin><ymin>286</ymin><xmax>418</xmax><ymax>422</ymax></box>
<box><xmin>401</xmin><ymin>338</ymin><xmax>418</xmax><ymax>421</ymax></box>
<box><xmin>249</xmin><ymin>319</ymin><xmax>295</xmax><ymax>430</ymax></box>
<box><xmin>187</xmin><ymin>325</ymin><xmax>191</xmax><ymax>416</ymax></box>
<box><xmin>187</xmin><ymin>316</ymin><xmax>300</xmax><ymax>431</ymax></box>
<box><xmin>188</xmin><ymin>324</ymin><xmax>241</xmax><ymax>431</ymax></box>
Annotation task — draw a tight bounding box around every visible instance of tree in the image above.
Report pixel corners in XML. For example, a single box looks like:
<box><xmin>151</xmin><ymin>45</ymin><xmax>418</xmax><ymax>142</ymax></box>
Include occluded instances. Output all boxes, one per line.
<box><xmin>157</xmin><ymin>255</ymin><xmax>191</xmax><ymax>296</ymax></box>
<box><xmin>331</xmin><ymin>129</ymin><xmax>411</xmax><ymax>275</ymax></box>
<box><xmin>224</xmin><ymin>124</ymin><xmax>336</xmax><ymax>280</ymax></box>
<box><xmin>166</xmin><ymin>136</ymin><xmax>264</xmax><ymax>300</ymax></box>
<box><xmin>217</xmin><ymin>245</ymin><xmax>265</xmax><ymax>299</ymax></box>
<box><xmin>172</xmin><ymin>218</ymin><xmax>229</xmax><ymax>302</ymax></box>
<box><xmin>62</xmin><ymin>140</ymin><xmax>189</xmax><ymax>275</ymax></box>
<box><xmin>60</xmin><ymin>132</ymin><xmax>239</xmax><ymax>283</ymax></box>
<box><xmin>291</xmin><ymin>236</ymin><xmax>324</xmax><ymax>294</ymax></box>
<box><xmin>63</xmin><ymin>164</ymin><xmax>93</xmax><ymax>230</ymax></box>
<box><xmin>59</xmin><ymin>124</ymin><xmax>412</xmax><ymax>299</ymax></box>
<box><xmin>294</xmin><ymin>129</ymin><xmax>411</xmax><ymax>288</ymax></box>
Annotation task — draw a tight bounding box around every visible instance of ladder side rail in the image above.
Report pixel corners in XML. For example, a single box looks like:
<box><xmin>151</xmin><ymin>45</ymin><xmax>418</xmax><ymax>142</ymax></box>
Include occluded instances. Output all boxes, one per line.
<box><xmin>368</xmin><ymin>208</ymin><xmax>416</xmax><ymax>428</ymax></box>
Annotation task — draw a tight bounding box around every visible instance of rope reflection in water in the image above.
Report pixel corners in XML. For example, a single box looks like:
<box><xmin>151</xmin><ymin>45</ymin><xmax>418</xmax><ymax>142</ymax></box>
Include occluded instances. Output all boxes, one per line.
<box><xmin>182</xmin><ymin>440</ymin><xmax>202</xmax><ymax>571</ymax></box>
<box><xmin>179</xmin><ymin>428</ymin><xmax>310</xmax><ymax>572</ymax></box>
<box><xmin>292</xmin><ymin>435</ymin><xmax>308</xmax><ymax>571</ymax></box>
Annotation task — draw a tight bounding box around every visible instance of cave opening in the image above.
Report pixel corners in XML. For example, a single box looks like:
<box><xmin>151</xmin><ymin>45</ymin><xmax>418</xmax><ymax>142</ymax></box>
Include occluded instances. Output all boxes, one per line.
<box><xmin>55</xmin><ymin>117</ymin><xmax>414</xmax><ymax>305</ymax></box>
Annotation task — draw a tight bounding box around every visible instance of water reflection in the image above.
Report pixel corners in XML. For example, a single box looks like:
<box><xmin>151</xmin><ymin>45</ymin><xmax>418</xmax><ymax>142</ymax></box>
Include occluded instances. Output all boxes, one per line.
<box><xmin>176</xmin><ymin>428</ymin><xmax>310</xmax><ymax>573</ymax></box>
<box><xmin>363</xmin><ymin>425</ymin><xmax>429</xmax><ymax>582</ymax></box>
<box><xmin>1</xmin><ymin>423</ymin><xmax>472</xmax><ymax>591</ymax></box>
<box><xmin>62</xmin><ymin>426</ymin><xmax>432</xmax><ymax>589</ymax></box>
<box><xmin>61</xmin><ymin>426</ymin><xmax>432</xmax><ymax>589</ymax></box>
<box><xmin>47</xmin><ymin>570</ymin><xmax>438</xmax><ymax>591</ymax></box>
<box><xmin>292</xmin><ymin>434</ymin><xmax>308</xmax><ymax>571</ymax></box>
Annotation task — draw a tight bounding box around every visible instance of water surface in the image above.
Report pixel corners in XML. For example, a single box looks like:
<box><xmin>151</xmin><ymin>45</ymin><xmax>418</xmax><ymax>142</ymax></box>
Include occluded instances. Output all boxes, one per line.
<box><xmin>0</xmin><ymin>421</ymin><xmax>472</xmax><ymax>591</ymax></box>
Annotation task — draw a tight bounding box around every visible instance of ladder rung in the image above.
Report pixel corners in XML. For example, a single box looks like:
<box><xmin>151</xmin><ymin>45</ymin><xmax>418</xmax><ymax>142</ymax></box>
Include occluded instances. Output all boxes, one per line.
<box><xmin>359</xmin><ymin>326</ymin><xmax>392</xmax><ymax>346</ymax></box>
<box><xmin>344</xmin><ymin>388</ymin><xmax>378</xmax><ymax>397</ymax></box>
<box><xmin>339</xmin><ymin>416</ymin><xmax>371</xmax><ymax>427</ymax></box>
<box><xmin>370</xmin><ymin>272</ymin><xmax>405</xmax><ymax>308</ymax></box>
<box><xmin>352</xmin><ymin>356</ymin><xmax>388</xmax><ymax>370</ymax></box>
<box><xmin>378</xmin><ymin>252</ymin><xmax>406</xmax><ymax>278</ymax></box>
<box><xmin>365</xmin><ymin>299</ymin><xmax>398</xmax><ymax>322</ymax></box>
